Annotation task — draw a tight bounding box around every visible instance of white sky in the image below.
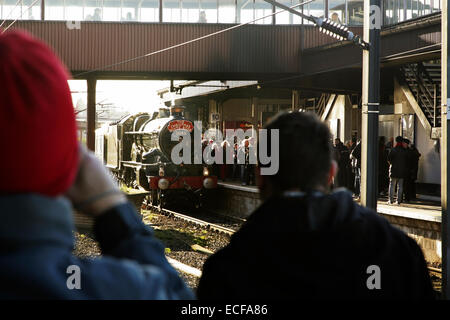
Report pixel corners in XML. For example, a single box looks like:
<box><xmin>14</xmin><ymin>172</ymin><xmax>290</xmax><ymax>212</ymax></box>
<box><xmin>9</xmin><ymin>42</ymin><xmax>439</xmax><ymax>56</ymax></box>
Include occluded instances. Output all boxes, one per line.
<box><xmin>68</xmin><ymin>79</ymin><xmax>173</xmax><ymax>114</ymax></box>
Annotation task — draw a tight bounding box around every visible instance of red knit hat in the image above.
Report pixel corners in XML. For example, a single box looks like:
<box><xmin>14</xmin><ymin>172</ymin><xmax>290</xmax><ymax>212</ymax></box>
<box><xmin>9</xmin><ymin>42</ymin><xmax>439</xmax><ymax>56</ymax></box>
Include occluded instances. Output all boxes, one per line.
<box><xmin>0</xmin><ymin>31</ymin><xmax>78</xmax><ymax>196</ymax></box>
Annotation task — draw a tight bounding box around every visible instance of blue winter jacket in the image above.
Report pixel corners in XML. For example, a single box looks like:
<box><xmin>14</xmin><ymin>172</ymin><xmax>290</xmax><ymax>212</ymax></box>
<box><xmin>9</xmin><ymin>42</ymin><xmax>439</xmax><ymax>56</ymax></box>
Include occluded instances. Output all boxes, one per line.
<box><xmin>0</xmin><ymin>194</ymin><xmax>195</xmax><ymax>300</ymax></box>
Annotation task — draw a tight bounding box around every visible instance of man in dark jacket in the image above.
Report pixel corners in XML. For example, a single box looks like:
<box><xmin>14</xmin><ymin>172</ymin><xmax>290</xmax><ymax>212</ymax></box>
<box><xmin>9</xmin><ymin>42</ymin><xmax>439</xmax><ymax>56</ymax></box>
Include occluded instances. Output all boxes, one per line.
<box><xmin>333</xmin><ymin>138</ymin><xmax>350</xmax><ymax>188</ymax></box>
<box><xmin>387</xmin><ymin>136</ymin><xmax>409</xmax><ymax>205</ymax></box>
<box><xmin>197</xmin><ymin>112</ymin><xmax>434</xmax><ymax>300</ymax></box>
<box><xmin>404</xmin><ymin>139</ymin><xmax>421</xmax><ymax>202</ymax></box>
<box><xmin>0</xmin><ymin>31</ymin><xmax>193</xmax><ymax>300</ymax></box>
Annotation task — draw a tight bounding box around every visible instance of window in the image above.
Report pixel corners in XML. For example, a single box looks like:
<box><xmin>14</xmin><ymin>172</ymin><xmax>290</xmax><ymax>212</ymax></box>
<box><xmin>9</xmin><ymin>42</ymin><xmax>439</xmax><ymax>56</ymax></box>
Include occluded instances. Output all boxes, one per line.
<box><xmin>141</xmin><ymin>0</ymin><xmax>159</xmax><ymax>22</ymax></box>
<box><xmin>200</xmin><ymin>0</ymin><xmax>218</xmax><ymax>23</ymax></box>
<box><xmin>66</xmin><ymin>0</ymin><xmax>84</xmax><ymax>21</ymax></box>
<box><xmin>163</xmin><ymin>0</ymin><xmax>181</xmax><ymax>22</ymax></box>
<box><xmin>85</xmin><ymin>0</ymin><xmax>104</xmax><ymax>21</ymax></box>
<box><xmin>1</xmin><ymin>0</ymin><xmax>41</xmax><ymax>20</ymax></box>
<box><xmin>218</xmin><ymin>0</ymin><xmax>235</xmax><ymax>23</ymax></box>
<box><xmin>254</xmin><ymin>0</ymin><xmax>272</xmax><ymax>24</ymax></box>
<box><xmin>329</xmin><ymin>0</ymin><xmax>346</xmax><ymax>24</ymax></box>
<box><xmin>303</xmin><ymin>0</ymin><xmax>324</xmax><ymax>25</ymax></box>
<box><xmin>237</xmin><ymin>0</ymin><xmax>253</xmax><ymax>23</ymax></box>
<box><xmin>275</xmin><ymin>0</ymin><xmax>293</xmax><ymax>25</ymax></box>
<box><xmin>45</xmin><ymin>0</ymin><xmax>64</xmax><ymax>20</ymax></box>
<box><xmin>347</xmin><ymin>0</ymin><xmax>363</xmax><ymax>25</ymax></box>
<box><xmin>181</xmin><ymin>0</ymin><xmax>199</xmax><ymax>23</ymax></box>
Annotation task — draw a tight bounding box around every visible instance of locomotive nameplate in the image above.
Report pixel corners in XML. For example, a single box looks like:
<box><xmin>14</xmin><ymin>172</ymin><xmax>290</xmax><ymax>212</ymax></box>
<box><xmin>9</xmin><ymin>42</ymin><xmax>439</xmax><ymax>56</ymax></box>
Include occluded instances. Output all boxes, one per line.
<box><xmin>167</xmin><ymin>120</ymin><xmax>194</xmax><ymax>133</ymax></box>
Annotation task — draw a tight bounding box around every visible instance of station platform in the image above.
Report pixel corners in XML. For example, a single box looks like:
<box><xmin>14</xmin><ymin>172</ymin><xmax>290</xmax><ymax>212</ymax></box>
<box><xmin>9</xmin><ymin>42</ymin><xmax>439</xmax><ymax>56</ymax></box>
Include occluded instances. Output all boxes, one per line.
<box><xmin>217</xmin><ymin>181</ymin><xmax>441</xmax><ymax>221</ymax></box>
<box><xmin>215</xmin><ymin>181</ymin><xmax>442</xmax><ymax>264</ymax></box>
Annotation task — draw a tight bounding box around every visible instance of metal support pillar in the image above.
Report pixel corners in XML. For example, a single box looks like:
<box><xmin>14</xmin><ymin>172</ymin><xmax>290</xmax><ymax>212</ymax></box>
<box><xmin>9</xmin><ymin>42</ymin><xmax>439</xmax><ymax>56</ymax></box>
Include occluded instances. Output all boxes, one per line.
<box><xmin>87</xmin><ymin>78</ymin><xmax>97</xmax><ymax>152</ymax></box>
<box><xmin>41</xmin><ymin>0</ymin><xmax>45</xmax><ymax>20</ymax></box>
<box><xmin>441</xmin><ymin>0</ymin><xmax>450</xmax><ymax>299</ymax></box>
<box><xmin>361</xmin><ymin>0</ymin><xmax>380</xmax><ymax>210</ymax></box>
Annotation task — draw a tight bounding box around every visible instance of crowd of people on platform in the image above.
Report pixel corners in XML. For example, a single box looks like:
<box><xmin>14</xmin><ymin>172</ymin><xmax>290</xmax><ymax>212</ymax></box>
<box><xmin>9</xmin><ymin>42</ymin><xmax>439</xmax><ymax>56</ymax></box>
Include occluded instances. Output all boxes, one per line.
<box><xmin>331</xmin><ymin>135</ymin><xmax>421</xmax><ymax>205</ymax></box>
<box><xmin>201</xmin><ymin>135</ymin><xmax>257</xmax><ymax>186</ymax></box>
<box><xmin>0</xmin><ymin>30</ymin><xmax>436</xmax><ymax>300</ymax></box>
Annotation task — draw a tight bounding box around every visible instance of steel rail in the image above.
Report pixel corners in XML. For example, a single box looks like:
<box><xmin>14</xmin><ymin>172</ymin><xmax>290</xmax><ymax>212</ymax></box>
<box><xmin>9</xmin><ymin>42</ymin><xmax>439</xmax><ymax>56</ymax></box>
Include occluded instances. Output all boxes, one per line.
<box><xmin>147</xmin><ymin>204</ymin><xmax>236</xmax><ymax>236</ymax></box>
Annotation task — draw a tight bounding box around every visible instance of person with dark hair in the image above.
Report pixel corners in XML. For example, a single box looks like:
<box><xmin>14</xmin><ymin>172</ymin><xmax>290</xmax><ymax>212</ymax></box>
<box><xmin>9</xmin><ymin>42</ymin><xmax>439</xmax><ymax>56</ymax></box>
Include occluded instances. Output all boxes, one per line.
<box><xmin>0</xmin><ymin>31</ymin><xmax>193</xmax><ymax>299</ymax></box>
<box><xmin>387</xmin><ymin>136</ymin><xmax>409</xmax><ymax>205</ymax></box>
<box><xmin>197</xmin><ymin>111</ymin><xmax>434</xmax><ymax>299</ymax></box>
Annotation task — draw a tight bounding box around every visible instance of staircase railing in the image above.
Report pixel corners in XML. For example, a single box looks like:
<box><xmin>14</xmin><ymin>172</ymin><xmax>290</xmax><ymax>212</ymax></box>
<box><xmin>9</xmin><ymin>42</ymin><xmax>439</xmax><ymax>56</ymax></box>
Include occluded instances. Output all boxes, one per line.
<box><xmin>400</xmin><ymin>63</ymin><xmax>440</xmax><ymax>128</ymax></box>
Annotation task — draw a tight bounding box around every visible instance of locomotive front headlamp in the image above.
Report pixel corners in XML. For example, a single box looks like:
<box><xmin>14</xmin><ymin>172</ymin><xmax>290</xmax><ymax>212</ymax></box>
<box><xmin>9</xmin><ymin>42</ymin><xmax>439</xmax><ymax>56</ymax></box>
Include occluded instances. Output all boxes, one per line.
<box><xmin>158</xmin><ymin>178</ymin><xmax>169</xmax><ymax>190</ymax></box>
<box><xmin>159</xmin><ymin>166</ymin><xmax>165</xmax><ymax>177</ymax></box>
<box><xmin>203</xmin><ymin>167</ymin><xmax>209</xmax><ymax>177</ymax></box>
<box><xmin>203</xmin><ymin>177</ymin><xmax>215</xmax><ymax>189</ymax></box>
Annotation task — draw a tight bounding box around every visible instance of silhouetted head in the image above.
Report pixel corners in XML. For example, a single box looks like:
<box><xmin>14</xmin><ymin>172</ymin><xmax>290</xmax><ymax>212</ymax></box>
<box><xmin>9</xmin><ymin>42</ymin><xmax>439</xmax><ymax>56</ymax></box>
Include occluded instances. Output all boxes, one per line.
<box><xmin>257</xmin><ymin>111</ymin><xmax>336</xmax><ymax>200</ymax></box>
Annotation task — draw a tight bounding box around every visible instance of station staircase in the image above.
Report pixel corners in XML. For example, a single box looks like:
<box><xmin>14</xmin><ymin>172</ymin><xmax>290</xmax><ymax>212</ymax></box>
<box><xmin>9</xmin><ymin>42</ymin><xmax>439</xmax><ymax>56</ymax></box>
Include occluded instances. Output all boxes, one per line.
<box><xmin>399</xmin><ymin>62</ymin><xmax>441</xmax><ymax>138</ymax></box>
<box><xmin>305</xmin><ymin>93</ymin><xmax>337</xmax><ymax>120</ymax></box>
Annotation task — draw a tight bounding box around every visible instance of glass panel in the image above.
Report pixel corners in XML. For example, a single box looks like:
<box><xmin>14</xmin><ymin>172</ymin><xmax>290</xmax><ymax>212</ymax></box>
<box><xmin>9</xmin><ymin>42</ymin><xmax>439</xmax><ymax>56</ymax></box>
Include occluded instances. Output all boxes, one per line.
<box><xmin>237</xmin><ymin>0</ymin><xmax>253</xmax><ymax>23</ymax></box>
<box><xmin>23</xmin><ymin>0</ymin><xmax>41</xmax><ymax>20</ymax></box>
<box><xmin>218</xmin><ymin>0</ymin><xmax>236</xmax><ymax>23</ymax></box>
<box><xmin>162</xmin><ymin>0</ymin><xmax>181</xmax><ymax>22</ymax></box>
<box><xmin>102</xmin><ymin>0</ymin><xmax>120</xmax><ymax>22</ymax></box>
<box><xmin>303</xmin><ymin>0</ymin><xmax>324</xmax><ymax>25</ymax></box>
<box><xmin>275</xmin><ymin>0</ymin><xmax>293</xmax><ymax>25</ymax></box>
<box><xmin>1</xmin><ymin>0</ymin><xmax>42</xmax><ymax>20</ymax></box>
<box><xmin>432</xmin><ymin>0</ymin><xmax>440</xmax><ymax>12</ymax></box>
<box><xmin>45</xmin><ymin>0</ymin><xmax>64</xmax><ymax>20</ymax></box>
<box><xmin>66</xmin><ymin>0</ymin><xmax>84</xmax><ymax>21</ymax></box>
<box><xmin>181</xmin><ymin>0</ymin><xmax>200</xmax><ymax>23</ymax></box>
<box><xmin>384</xmin><ymin>0</ymin><xmax>393</xmax><ymax>24</ymax></box>
<box><xmin>329</xmin><ymin>0</ymin><xmax>345</xmax><ymax>24</ymax></box>
<box><xmin>254</xmin><ymin>0</ymin><xmax>272</xmax><ymax>24</ymax></box>
<box><xmin>406</xmin><ymin>0</ymin><xmax>413</xmax><ymax>20</ymax></box>
<box><xmin>200</xmin><ymin>0</ymin><xmax>218</xmax><ymax>23</ymax></box>
<box><xmin>85</xmin><ymin>0</ymin><xmax>104</xmax><ymax>21</ymax></box>
<box><xmin>348</xmin><ymin>0</ymin><xmax>363</xmax><ymax>25</ymax></box>
<box><xmin>292</xmin><ymin>0</ymin><xmax>304</xmax><ymax>24</ymax></box>
<box><xmin>140</xmin><ymin>0</ymin><xmax>159</xmax><ymax>22</ymax></box>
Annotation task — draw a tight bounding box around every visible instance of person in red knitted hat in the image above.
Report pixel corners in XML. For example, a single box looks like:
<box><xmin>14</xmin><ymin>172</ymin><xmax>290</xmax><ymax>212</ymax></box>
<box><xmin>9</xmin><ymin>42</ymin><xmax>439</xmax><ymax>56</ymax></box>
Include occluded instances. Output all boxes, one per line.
<box><xmin>0</xmin><ymin>30</ymin><xmax>78</xmax><ymax>196</ymax></box>
<box><xmin>0</xmin><ymin>31</ymin><xmax>193</xmax><ymax>300</ymax></box>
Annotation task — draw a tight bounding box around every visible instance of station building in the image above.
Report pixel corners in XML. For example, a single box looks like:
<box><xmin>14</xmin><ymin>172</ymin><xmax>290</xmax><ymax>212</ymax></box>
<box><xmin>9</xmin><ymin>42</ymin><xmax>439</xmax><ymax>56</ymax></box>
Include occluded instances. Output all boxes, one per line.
<box><xmin>4</xmin><ymin>0</ymin><xmax>446</xmax><ymax>265</ymax></box>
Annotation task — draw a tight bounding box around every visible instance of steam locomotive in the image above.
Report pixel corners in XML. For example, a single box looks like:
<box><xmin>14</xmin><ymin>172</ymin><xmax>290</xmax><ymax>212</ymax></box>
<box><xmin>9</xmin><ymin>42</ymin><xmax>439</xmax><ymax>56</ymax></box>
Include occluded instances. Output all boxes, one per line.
<box><xmin>95</xmin><ymin>106</ymin><xmax>217</xmax><ymax>207</ymax></box>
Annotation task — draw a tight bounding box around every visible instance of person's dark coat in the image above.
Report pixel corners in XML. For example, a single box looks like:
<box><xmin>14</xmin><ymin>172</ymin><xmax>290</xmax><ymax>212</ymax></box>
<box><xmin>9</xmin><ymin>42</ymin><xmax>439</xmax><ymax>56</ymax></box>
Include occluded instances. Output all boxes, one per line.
<box><xmin>350</xmin><ymin>142</ymin><xmax>361</xmax><ymax>169</ymax></box>
<box><xmin>0</xmin><ymin>195</ymin><xmax>194</xmax><ymax>299</ymax></box>
<box><xmin>197</xmin><ymin>190</ymin><xmax>434</xmax><ymax>300</ymax></box>
<box><xmin>409</xmin><ymin>146</ymin><xmax>421</xmax><ymax>181</ymax></box>
<box><xmin>388</xmin><ymin>144</ymin><xmax>409</xmax><ymax>179</ymax></box>
<box><xmin>334</xmin><ymin>143</ymin><xmax>350</xmax><ymax>188</ymax></box>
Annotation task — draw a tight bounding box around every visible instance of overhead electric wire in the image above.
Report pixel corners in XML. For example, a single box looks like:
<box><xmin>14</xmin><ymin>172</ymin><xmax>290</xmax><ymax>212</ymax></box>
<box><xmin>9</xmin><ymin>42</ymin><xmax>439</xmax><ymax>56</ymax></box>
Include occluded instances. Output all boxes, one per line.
<box><xmin>2</xmin><ymin>0</ymin><xmax>41</xmax><ymax>33</ymax></box>
<box><xmin>74</xmin><ymin>0</ymin><xmax>315</xmax><ymax>77</ymax></box>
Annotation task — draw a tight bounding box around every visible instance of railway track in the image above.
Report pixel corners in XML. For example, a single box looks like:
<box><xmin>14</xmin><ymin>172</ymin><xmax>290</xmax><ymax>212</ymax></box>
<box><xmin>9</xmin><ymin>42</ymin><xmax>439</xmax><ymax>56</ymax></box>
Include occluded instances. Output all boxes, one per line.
<box><xmin>146</xmin><ymin>204</ymin><xmax>237</xmax><ymax>237</ymax></box>
<box><xmin>145</xmin><ymin>204</ymin><xmax>444</xmax><ymax>275</ymax></box>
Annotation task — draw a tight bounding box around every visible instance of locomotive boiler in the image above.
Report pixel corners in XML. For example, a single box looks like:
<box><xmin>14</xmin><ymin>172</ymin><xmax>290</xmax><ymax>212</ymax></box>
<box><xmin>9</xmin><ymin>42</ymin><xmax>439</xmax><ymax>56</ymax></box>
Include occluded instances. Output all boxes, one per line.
<box><xmin>95</xmin><ymin>106</ymin><xmax>217</xmax><ymax>207</ymax></box>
